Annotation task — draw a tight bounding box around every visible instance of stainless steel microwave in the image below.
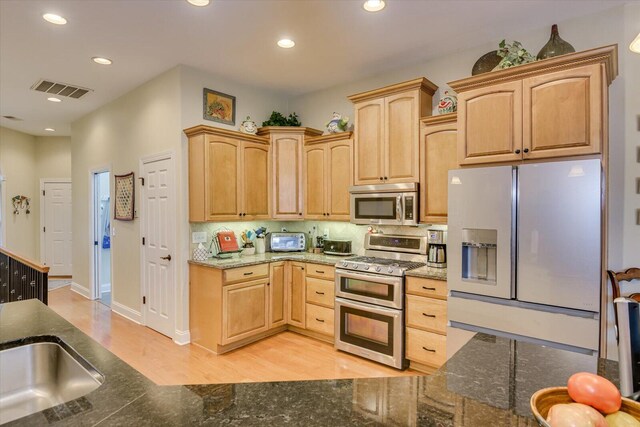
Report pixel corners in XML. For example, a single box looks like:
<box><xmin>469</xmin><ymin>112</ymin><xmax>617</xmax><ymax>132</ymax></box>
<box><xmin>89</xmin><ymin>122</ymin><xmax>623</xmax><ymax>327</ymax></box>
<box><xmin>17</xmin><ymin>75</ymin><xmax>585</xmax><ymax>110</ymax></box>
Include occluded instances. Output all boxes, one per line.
<box><xmin>349</xmin><ymin>183</ymin><xmax>419</xmax><ymax>226</ymax></box>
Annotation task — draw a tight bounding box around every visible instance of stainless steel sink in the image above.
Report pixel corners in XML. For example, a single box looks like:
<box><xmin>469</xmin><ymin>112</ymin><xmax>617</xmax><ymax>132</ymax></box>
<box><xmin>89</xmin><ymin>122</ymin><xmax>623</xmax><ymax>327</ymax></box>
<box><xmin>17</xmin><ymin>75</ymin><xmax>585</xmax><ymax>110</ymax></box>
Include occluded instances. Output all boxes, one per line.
<box><xmin>0</xmin><ymin>337</ymin><xmax>105</xmax><ymax>424</ymax></box>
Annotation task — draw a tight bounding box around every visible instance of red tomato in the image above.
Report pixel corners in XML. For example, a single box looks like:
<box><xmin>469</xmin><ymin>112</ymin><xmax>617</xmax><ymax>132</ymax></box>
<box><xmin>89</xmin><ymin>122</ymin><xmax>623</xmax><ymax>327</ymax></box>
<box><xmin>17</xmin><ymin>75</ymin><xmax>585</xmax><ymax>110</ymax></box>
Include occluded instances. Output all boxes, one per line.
<box><xmin>567</xmin><ymin>372</ymin><xmax>622</xmax><ymax>414</ymax></box>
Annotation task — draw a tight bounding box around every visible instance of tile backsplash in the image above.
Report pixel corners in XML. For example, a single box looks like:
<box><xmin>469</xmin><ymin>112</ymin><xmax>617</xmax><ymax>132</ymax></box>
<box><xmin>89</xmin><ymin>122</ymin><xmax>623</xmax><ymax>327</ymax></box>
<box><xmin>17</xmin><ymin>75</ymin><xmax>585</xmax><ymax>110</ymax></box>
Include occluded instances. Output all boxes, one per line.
<box><xmin>190</xmin><ymin>221</ymin><xmax>446</xmax><ymax>256</ymax></box>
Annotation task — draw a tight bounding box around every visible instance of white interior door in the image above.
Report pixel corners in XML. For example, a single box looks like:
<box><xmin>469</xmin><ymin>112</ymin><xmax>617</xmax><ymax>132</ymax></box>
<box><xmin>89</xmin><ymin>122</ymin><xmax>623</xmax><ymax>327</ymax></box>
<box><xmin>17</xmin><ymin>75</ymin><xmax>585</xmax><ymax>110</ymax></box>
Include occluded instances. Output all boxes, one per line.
<box><xmin>141</xmin><ymin>156</ymin><xmax>175</xmax><ymax>338</ymax></box>
<box><xmin>43</xmin><ymin>182</ymin><xmax>72</xmax><ymax>276</ymax></box>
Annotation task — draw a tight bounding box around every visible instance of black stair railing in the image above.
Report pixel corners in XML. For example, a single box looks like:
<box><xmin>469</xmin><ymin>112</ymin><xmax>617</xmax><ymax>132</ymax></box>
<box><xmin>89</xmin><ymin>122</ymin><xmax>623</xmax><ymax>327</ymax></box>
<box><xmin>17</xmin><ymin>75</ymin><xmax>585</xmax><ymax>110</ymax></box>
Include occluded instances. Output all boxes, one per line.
<box><xmin>0</xmin><ymin>247</ymin><xmax>49</xmax><ymax>305</ymax></box>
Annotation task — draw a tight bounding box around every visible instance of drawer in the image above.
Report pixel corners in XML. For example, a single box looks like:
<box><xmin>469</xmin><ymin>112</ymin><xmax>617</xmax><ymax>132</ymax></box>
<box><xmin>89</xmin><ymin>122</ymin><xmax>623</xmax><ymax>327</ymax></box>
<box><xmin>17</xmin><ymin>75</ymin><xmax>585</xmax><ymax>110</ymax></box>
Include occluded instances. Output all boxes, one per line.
<box><xmin>224</xmin><ymin>264</ymin><xmax>269</xmax><ymax>284</ymax></box>
<box><xmin>306</xmin><ymin>277</ymin><xmax>335</xmax><ymax>308</ymax></box>
<box><xmin>406</xmin><ymin>277</ymin><xmax>447</xmax><ymax>300</ymax></box>
<box><xmin>406</xmin><ymin>295</ymin><xmax>447</xmax><ymax>334</ymax></box>
<box><xmin>306</xmin><ymin>263</ymin><xmax>335</xmax><ymax>281</ymax></box>
<box><xmin>406</xmin><ymin>327</ymin><xmax>447</xmax><ymax>368</ymax></box>
<box><xmin>305</xmin><ymin>304</ymin><xmax>334</xmax><ymax>336</ymax></box>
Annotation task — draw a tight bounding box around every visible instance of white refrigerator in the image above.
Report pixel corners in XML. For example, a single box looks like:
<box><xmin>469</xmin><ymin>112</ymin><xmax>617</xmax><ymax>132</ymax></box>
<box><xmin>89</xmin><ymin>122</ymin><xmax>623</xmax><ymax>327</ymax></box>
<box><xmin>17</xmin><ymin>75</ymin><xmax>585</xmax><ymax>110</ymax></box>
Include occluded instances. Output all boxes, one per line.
<box><xmin>447</xmin><ymin>159</ymin><xmax>602</xmax><ymax>356</ymax></box>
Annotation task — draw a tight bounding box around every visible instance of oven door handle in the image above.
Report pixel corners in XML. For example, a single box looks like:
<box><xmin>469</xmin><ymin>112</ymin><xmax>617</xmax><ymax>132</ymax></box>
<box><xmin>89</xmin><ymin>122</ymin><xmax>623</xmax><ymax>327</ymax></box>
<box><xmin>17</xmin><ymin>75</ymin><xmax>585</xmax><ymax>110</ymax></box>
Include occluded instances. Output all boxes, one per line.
<box><xmin>335</xmin><ymin>297</ymin><xmax>402</xmax><ymax>317</ymax></box>
<box><xmin>334</xmin><ymin>269</ymin><xmax>403</xmax><ymax>286</ymax></box>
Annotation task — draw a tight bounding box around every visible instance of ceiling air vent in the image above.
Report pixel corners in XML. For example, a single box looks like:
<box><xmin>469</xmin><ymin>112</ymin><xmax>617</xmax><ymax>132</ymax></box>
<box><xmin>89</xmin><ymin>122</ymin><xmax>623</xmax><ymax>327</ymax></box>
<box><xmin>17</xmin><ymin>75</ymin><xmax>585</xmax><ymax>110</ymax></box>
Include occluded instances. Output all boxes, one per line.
<box><xmin>31</xmin><ymin>79</ymin><xmax>92</xmax><ymax>99</ymax></box>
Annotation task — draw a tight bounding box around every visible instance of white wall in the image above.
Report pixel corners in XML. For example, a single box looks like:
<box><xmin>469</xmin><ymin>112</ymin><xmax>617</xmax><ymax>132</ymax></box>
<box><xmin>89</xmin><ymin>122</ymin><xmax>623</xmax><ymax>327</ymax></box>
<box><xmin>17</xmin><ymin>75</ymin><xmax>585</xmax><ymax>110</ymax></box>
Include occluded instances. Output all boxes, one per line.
<box><xmin>0</xmin><ymin>126</ymin><xmax>38</xmax><ymax>258</ymax></box>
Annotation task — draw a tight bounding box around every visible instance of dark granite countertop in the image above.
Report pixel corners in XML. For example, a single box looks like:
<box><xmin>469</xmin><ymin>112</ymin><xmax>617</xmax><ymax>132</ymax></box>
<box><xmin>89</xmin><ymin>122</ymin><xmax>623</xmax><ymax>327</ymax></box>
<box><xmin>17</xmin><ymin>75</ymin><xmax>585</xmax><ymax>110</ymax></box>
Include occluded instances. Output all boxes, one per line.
<box><xmin>0</xmin><ymin>300</ymin><xmax>617</xmax><ymax>426</ymax></box>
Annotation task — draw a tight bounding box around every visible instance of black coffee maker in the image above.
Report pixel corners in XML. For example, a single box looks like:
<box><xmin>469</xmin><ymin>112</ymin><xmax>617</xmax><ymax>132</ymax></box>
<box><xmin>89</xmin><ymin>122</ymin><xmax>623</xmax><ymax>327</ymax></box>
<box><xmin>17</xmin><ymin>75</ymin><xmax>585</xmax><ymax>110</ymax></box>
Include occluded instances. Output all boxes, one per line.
<box><xmin>616</xmin><ymin>297</ymin><xmax>640</xmax><ymax>400</ymax></box>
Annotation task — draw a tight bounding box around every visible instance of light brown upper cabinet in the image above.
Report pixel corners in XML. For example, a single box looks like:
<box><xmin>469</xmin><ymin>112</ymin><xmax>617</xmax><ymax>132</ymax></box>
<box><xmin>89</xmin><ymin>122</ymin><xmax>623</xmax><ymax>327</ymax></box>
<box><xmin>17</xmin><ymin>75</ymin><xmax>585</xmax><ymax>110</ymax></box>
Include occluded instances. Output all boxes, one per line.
<box><xmin>185</xmin><ymin>126</ymin><xmax>271</xmax><ymax>222</ymax></box>
<box><xmin>349</xmin><ymin>78</ymin><xmax>438</xmax><ymax>185</ymax></box>
<box><xmin>257</xmin><ymin>127</ymin><xmax>323</xmax><ymax>220</ymax></box>
<box><xmin>449</xmin><ymin>45</ymin><xmax>618</xmax><ymax>166</ymax></box>
<box><xmin>419</xmin><ymin>114</ymin><xmax>458</xmax><ymax>224</ymax></box>
<box><xmin>303</xmin><ymin>133</ymin><xmax>353</xmax><ymax>221</ymax></box>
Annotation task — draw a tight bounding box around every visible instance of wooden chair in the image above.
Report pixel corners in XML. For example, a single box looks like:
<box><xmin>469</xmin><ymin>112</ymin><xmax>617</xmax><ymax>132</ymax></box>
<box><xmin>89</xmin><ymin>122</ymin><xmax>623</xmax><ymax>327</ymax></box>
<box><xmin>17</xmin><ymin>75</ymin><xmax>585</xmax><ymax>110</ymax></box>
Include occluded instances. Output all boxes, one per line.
<box><xmin>607</xmin><ymin>267</ymin><xmax>640</xmax><ymax>342</ymax></box>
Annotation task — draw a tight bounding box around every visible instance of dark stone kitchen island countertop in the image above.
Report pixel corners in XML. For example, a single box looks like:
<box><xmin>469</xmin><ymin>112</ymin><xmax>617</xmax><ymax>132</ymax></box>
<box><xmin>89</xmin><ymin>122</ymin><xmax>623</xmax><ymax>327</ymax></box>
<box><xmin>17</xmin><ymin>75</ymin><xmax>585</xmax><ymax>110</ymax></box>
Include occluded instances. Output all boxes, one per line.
<box><xmin>1</xmin><ymin>300</ymin><xmax>616</xmax><ymax>426</ymax></box>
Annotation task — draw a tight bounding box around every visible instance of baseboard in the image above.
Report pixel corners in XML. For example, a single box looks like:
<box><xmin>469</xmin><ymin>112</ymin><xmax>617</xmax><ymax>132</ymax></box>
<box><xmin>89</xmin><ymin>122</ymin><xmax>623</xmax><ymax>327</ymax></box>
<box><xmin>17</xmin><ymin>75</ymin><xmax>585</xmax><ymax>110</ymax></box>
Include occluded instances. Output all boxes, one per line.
<box><xmin>111</xmin><ymin>301</ymin><xmax>142</xmax><ymax>325</ymax></box>
<box><xmin>70</xmin><ymin>282</ymin><xmax>91</xmax><ymax>299</ymax></box>
<box><xmin>100</xmin><ymin>283</ymin><xmax>111</xmax><ymax>294</ymax></box>
<box><xmin>173</xmin><ymin>329</ymin><xmax>191</xmax><ymax>345</ymax></box>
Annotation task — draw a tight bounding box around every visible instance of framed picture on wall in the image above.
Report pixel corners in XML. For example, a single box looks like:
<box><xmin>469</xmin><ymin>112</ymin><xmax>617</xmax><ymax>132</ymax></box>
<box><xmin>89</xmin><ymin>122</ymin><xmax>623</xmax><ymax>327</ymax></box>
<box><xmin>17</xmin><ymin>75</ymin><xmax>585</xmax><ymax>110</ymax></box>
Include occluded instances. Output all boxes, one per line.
<box><xmin>114</xmin><ymin>172</ymin><xmax>135</xmax><ymax>221</ymax></box>
<box><xmin>203</xmin><ymin>88</ymin><xmax>236</xmax><ymax>125</ymax></box>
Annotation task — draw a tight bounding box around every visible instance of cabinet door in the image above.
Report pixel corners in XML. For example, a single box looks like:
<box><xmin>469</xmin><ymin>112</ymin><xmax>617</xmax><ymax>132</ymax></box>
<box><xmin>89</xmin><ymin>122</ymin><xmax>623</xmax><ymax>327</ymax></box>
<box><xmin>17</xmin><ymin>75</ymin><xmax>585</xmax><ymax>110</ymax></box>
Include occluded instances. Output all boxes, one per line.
<box><xmin>221</xmin><ymin>279</ymin><xmax>269</xmax><ymax>345</ymax></box>
<box><xmin>420</xmin><ymin>120</ymin><xmax>457</xmax><ymax>223</ymax></box>
<box><xmin>303</xmin><ymin>145</ymin><xmax>326</xmax><ymax>219</ymax></box>
<box><xmin>523</xmin><ymin>63</ymin><xmax>602</xmax><ymax>160</ymax></box>
<box><xmin>287</xmin><ymin>262</ymin><xmax>306</xmax><ymax>328</ymax></box>
<box><xmin>385</xmin><ymin>91</ymin><xmax>420</xmax><ymax>183</ymax></box>
<box><xmin>326</xmin><ymin>139</ymin><xmax>353</xmax><ymax>220</ymax></box>
<box><xmin>272</xmin><ymin>135</ymin><xmax>303</xmax><ymax>219</ymax></box>
<box><xmin>354</xmin><ymin>99</ymin><xmax>385</xmax><ymax>185</ymax></box>
<box><xmin>269</xmin><ymin>262</ymin><xmax>287</xmax><ymax>328</ymax></box>
<box><xmin>205</xmin><ymin>136</ymin><xmax>241</xmax><ymax>220</ymax></box>
<box><xmin>458</xmin><ymin>81</ymin><xmax>523</xmax><ymax>165</ymax></box>
<box><xmin>241</xmin><ymin>141</ymin><xmax>270</xmax><ymax>219</ymax></box>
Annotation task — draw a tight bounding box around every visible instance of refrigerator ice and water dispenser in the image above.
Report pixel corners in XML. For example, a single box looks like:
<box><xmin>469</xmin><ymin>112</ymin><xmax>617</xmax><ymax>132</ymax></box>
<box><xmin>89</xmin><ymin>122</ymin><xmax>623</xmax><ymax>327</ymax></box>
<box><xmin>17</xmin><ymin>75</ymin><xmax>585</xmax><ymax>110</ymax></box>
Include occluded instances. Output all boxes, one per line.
<box><xmin>461</xmin><ymin>229</ymin><xmax>497</xmax><ymax>283</ymax></box>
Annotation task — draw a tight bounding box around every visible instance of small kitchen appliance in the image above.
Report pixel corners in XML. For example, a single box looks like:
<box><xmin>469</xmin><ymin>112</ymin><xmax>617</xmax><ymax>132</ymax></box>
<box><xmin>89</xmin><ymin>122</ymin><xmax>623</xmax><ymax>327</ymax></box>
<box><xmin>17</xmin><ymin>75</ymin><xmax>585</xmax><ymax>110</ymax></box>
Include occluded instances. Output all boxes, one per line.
<box><xmin>334</xmin><ymin>234</ymin><xmax>427</xmax><ymax>369</ymax></box>
<box><xmin>616</xmin><ymin>297</ymin><xmax>640</xmax><ymax>399</ymax></box>
<box><xmin>323</xmin><ymin>239</ymin><xmax>352</xmax><ymax>256</ymax></box>
<box><xmin>349</xmin><ymin>183</ymin><xmax>419</xmax><ymax>226</ymax></box>
<box><xmin>426</xmin><ymin>229</ymin><xmax>447</xmax><ymax>268</ymax></box>
<box><xmin>265</xmin><ymin>232</ymin><xmax>306</xmax><ymax>252</ymax></box>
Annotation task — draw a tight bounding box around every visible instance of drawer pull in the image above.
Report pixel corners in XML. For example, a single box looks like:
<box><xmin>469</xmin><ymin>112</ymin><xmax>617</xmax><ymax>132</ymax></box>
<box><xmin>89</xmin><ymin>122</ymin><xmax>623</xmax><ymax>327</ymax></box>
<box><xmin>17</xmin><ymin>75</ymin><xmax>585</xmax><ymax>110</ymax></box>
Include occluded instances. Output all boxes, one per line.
<box><xmin>422</xmin><ymin>346</ymin><xmax>436</xmax><ymax>353</ymax></box>
<box><xmin>315</xmin><ymin>270</ymin><xmax>325</xmax><ymax>274</ymax></box>
<box><xmin>422</xmin><ymin>286</ymin><xmax>436</xmax><ymax>291</ymax></box>
<box><xmin>422</xmin><ymin>313</ymin><xmax>436</xmax><ymax>318</ymax></box>
<box><xmin>316</xmin><ymin>318</ymin><xmax>325</xmax><ymax>323</ymax></box>
<box><xmin>315</xmin><ymin>291</ymin><xmax>325</xmax><ymax>295</ymax></box>
<box><xmin>243</xmin><ymin>272</ymin><xmax>253</xmax><ymax>276</ymax></box>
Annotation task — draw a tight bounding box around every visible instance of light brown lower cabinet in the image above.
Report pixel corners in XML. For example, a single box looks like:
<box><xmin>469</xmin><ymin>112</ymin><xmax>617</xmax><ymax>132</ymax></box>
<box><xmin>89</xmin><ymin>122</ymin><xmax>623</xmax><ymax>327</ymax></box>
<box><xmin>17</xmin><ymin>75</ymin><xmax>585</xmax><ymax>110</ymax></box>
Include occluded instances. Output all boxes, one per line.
<box><xmin>405</xmin><ymin>276</ymin><xmax>448</xmax><ymax>372</ymax></box>
<box><xmin>287</xmin><ymin>261</ymin><xmax>306</xmax><ymax>328</ymax></box>
<box><xmin>190</xmin><ymin>261</ymin><xmax>338</xmax><ymax>353</ymax></box>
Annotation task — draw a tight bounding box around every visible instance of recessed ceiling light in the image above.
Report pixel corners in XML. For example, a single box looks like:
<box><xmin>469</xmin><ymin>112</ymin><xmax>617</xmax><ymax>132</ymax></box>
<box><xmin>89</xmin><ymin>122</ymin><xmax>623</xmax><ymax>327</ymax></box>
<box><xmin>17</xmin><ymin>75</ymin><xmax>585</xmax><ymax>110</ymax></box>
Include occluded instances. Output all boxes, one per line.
<box><xmin>47</xmin><ymin>97</ymin><xmax>62</xmax><ymax>103</ymax></box>
<box><xmin>43</xmin><ymin>13</ymin><xmax>67</xmax><ymax>25</ymax></box>
<box><xmin>92</xmin><ymin>57</ymin><xmax>113</xmax><ymax>65</ymax></box>
<box><xmin>277</xmin><ymin>39</ymin><xmax>295</xmax><ymax>49</ymax></box>
<box><xmin>44</xmin><ymin>128</ymin><xmax>55</xmax><ymax>132</ymax></box>
<box><xmin>630</xmin><ymin>32</ymin><xmax>640</xmax><ymax>54</ymax></box>
<box><xmin>363</xmin><ymin>0</ymin><xmax>386</xmax><ymax>12</ymax></box>
<box><xmin>187</xmin><ymin>0</ymin><xmax>210</xmax><ymax>5</ymax></box>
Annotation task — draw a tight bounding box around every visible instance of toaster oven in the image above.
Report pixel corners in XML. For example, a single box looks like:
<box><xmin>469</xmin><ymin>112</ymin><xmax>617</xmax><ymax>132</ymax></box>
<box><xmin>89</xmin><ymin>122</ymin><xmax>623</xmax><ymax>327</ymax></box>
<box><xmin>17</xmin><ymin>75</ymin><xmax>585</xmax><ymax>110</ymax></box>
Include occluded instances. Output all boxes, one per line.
<box><xmin>265</xmin><ymin>232</ymin><xmax>306</xmax><ymax>252</ymax></box>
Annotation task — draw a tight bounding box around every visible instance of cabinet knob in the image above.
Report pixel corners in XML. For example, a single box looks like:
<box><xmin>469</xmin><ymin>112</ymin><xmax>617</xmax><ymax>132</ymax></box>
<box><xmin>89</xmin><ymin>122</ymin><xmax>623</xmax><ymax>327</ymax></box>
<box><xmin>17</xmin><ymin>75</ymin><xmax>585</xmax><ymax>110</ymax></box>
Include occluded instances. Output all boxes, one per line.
<box><xmin>523</xmin><ymin>148</ymin><xmax>530</xmax><ymax>153</ymax></box>
<box><xmin>379</xmin><ymin>177</ymin><xmax>384</xmax><ymax>181</ymax></box>
<box><xmin>515</xmin><ymin>149</ymin><xmax>521</xmax><ymax>154</ymax></box>
<box><xmin>384</xmin><ymin>177</ymin><xmax>388</xmax><ymax>181</ymax></box>
<box><xmin>299</xmin><ymin>212</ymin><xmax>302</xmax><ymax>216</ymax></box>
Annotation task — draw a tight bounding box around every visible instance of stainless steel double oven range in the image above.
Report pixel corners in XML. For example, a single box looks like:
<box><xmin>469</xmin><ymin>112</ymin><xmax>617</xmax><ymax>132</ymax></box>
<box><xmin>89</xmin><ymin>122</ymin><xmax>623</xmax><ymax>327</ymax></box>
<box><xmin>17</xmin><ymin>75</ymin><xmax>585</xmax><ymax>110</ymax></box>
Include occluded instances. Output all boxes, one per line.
<box><xmin>334</xmin><ymin>234</ymin><xmax>428</xmax><ymax>369</ymax></box>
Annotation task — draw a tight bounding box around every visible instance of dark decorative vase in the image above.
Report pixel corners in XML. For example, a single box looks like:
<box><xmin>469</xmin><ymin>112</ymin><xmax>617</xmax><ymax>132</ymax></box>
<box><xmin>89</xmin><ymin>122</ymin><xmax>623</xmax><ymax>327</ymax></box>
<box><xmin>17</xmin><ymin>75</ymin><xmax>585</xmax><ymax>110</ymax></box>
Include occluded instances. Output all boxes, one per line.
<box><xmin>537</xmin><ymin>24</ymin><xmax>575</xmax><ymax>60</ymax></box>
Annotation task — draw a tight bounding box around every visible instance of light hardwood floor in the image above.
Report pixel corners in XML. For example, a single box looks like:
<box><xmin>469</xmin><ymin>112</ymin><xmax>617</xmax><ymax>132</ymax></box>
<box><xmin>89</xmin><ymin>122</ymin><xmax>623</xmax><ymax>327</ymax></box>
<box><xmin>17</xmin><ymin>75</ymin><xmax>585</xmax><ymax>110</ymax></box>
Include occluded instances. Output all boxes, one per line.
<box><xmin>49</xmin><ymin>286</ymin><xmax>418</xmax><ymax>386</ymax></box>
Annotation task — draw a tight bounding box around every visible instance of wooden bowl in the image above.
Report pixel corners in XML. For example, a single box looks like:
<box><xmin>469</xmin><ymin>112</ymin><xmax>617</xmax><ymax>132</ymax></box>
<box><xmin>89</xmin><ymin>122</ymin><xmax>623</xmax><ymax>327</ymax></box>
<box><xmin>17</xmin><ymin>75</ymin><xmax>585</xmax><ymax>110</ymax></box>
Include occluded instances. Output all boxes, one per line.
<box><xmin>530</xmin><ymin>387</ymin><xmax>640</xmax><ymax>426</ymax></box>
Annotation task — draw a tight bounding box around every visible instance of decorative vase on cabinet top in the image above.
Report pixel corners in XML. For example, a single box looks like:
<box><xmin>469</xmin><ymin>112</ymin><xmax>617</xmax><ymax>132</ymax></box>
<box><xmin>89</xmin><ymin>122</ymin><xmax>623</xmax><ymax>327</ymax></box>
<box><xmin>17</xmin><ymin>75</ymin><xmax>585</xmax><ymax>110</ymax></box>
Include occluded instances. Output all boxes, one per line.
<box><xmin>537</xmin><ymin>24</ymin><xmax>575</xmax><ymax>60</ymax></box>
<box><xmin>437</xmin><ymin>91</ymin><xmax>457</xmax><ymax>114</ymax></box>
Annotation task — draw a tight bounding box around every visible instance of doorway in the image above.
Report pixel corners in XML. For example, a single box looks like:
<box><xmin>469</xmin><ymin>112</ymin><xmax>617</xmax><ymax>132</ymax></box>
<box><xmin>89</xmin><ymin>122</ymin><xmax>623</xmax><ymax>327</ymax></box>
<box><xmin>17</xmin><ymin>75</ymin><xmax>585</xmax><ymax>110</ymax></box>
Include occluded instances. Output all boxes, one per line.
<box><xmin>140</xmin><ymin>153</ymin><xmax>176</xmax><ymax>338</ymax></box>
<box><xmin>93</xmin><ymin>171</ymin><xmax>111</xmax><ymax>307</ymax></box>
<box><xmin>41</xmin><ymin>180</ymin><xmax>72</xmax><ymax>277</ymax></box>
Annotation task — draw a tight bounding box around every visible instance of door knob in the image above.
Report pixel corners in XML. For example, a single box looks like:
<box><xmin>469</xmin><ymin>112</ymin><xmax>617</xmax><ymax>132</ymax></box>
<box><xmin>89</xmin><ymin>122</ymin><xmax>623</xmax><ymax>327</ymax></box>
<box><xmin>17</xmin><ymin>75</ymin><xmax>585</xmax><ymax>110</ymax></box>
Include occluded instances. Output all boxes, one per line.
<box><xmin>161</xmin><ymin>254</ymin><xmax>172</xmax><ymax>261</ymax></box>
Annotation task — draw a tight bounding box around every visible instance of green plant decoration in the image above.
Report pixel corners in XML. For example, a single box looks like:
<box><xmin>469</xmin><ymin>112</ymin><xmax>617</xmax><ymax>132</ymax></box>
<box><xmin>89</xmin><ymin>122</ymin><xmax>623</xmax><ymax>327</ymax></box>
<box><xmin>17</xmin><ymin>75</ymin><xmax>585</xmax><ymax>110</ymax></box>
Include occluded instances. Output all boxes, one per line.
<box><xmin>495</xmin><ymin>40</ymin><xmax>536</xmax><ymax>70</ymax></box>
<box><xmin>262</xmin><ymin>111</ymin><xmax>301</xmax><ymax>127</ymax></box>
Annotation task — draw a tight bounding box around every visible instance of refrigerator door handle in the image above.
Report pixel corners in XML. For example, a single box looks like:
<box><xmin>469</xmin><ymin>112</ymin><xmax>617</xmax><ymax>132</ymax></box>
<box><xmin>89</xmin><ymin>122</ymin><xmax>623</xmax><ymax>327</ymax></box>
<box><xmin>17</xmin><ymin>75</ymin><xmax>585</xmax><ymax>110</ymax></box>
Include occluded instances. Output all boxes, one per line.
<box><xmin>510</xmin><ymin>166</ymin><xmax>518</xmax><ymax>300</ymax></box>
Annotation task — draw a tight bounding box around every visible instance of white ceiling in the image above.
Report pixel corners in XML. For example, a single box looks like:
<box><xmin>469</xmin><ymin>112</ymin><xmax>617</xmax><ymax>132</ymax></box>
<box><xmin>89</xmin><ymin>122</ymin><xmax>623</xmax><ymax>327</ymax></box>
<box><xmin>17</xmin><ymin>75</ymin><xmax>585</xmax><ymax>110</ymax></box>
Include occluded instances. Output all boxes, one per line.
<box><xmin>0</xmin><ymin>0</ymin><xmax>623</xmax><ymax>136</ymax></box>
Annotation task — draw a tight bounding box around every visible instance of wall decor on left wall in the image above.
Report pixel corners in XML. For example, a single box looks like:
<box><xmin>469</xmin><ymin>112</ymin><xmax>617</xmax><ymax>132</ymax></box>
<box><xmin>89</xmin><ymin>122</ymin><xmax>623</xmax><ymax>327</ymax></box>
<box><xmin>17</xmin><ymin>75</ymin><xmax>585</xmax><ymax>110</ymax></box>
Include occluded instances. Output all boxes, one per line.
<box><xmin>203</xmin><ymin>88</ymin><xmax>236</xmax><ymax>125</ymax></box>
<box><xmin>114</xmin><ymin>172</ymin><xmax>135</xmax><ymax>221</ymax></box>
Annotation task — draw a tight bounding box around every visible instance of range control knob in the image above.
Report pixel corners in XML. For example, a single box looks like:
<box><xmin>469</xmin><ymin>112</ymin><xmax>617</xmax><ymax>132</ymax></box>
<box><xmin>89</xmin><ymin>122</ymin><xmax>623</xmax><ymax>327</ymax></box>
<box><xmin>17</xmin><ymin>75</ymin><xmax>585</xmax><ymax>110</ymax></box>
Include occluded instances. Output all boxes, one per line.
<box><xmin>353</xmin><ymin>264</ymin><xmax>358</xmax><ymax>270</ymax></box>
<box><xmin>363</xmin><ymin>265</ymin><xmax>369</xmax><ymax>270</ymax></box>
<box><xmin>388</xmin><ymin>267</ymin><xmax>394</xmax><ymax>274</ymax></box>
<box><xmin>375</xmin><ymin>266</ymin><xmax>382</xmax><ymax>272</ymax></box>
<box><xmin>341</xmin><ymin>261</ymin><xmax>348</xmax><ymax>267</ymax></box>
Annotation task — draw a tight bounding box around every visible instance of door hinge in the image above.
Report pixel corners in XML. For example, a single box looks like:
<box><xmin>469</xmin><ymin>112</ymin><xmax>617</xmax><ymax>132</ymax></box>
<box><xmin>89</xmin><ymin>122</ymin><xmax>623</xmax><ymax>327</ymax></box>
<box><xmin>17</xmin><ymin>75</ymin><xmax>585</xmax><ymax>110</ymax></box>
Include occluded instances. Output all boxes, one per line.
<box><xmin>139</xmin><ymin>177</ymin><xmax>145</xmax><ymax>186</ymax></box>
<box><xmin>143</xmin><ymin>296</ymin><xmax>146</xmax><ymax>304</ymax></box>
<box><xmin>42</xmin><ymin>190</ymin><xmax>45</xmax><ymax>196</ymax></box>
<box><xmin>142</xmin><ymin>237</ymin><xmax>145</xmax><ymax>245</ymax></box>
<box><xmin>94</xmin><ymin>241</ymin><xmax>98</xmax><ymax>246</ymax></box>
